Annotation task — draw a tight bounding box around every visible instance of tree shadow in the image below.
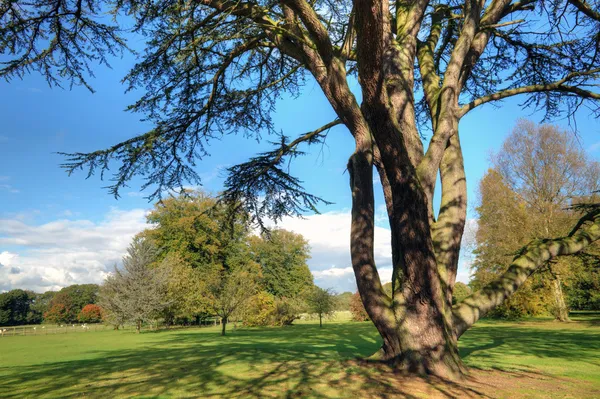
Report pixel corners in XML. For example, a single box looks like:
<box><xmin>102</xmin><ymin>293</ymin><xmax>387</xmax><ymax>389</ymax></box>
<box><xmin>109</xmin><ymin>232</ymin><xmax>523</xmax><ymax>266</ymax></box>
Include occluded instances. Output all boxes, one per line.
<box><xmin>1</xmin><ymin>320</ymin><xmax>598</xmax><ymax>398</ymax></box>
<box><xmin>0</xmin><ymin>323</ymin><xmax>490</xmax><ymax>398</ymax></box>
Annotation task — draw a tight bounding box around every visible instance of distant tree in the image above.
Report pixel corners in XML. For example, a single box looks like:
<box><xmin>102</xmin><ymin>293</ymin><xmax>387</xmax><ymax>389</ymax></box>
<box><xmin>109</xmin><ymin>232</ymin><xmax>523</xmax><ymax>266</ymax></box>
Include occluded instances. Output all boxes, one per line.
<box><xmin>99</xmin><ymin>238</ymin><xmax>171</xmax><ymax>333</ymax></box>
<box><xmin>47</xmin><ymin>284</ymin><xmax>99</xmax><ymax>323</ymax></box>
<box><xmin>333</xmin><ymin>292</ymin><xmax>353</xmax><ymax>311</ymax></box>
<box><xmin>0</xmin><ymin>289</ymin><xmax>37</xmax><ymax>326</ymax></box>
<box><xmin>564</xmin><ymin>251</ymin><xmax>600</xmax><ymax>311</ymax></box>
<box><xmin>29</xmin><ymin>291</ymin><xmax>56</xmax><ymax>324</ymax></box>
<box><xmin>212</xmin><ymin>264</ymin><xmax>260</xmax><ymax>336</ymax></box>
<box><xmin>44</xmin><ymin>303</ymin><xmax>71</xmax><ymax>325</ymax></box>
<box><xmin>349</xmin><ymin>292</ymin><xmax>370</xmax><ymax>322</ymax></box>
<box><xmin>243</xmin><ymin>291</ymin><xmax>277</xmax><ymax>327</ymax></box>
<box><xmin>473</xmin><ymin>121</ymin><xmax>600</xmax><ymax>321</ymax></box>
<box><xmin>160</xmin><ymin>253</ymin><xmax>214</xmax><ymax>326</ymax></box>
<box><xmin>78</xmin><ymin>304</ymin><xmax>104</xmax><ymax>323</ymax></box>
<box><xmin>306</xmin><ymin>287</ymin><xmax>336</xmax><ymax>328</ymax></box>
<box><xmin>451</xmin><ymin>283</ymin><xmax>471</xmax><ymax>305</ymax></box>
<box><xmin>249</xmin><ymin>229</ymin><xmax>314</xmax><ymax>298</ymax></box>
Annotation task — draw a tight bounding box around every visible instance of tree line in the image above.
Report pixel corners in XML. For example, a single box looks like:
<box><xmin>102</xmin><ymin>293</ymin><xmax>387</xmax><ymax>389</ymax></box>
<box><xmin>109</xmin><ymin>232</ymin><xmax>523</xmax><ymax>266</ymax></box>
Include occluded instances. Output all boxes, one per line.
<box><xmin>98</xmin><ymin>191</ymin><xmax>339</xmax><ymax>334</ymax></box>
<box><xmin>0</xmin><ymin>284</ymin><xmax>102</xmax><ymax>326</ymax></box>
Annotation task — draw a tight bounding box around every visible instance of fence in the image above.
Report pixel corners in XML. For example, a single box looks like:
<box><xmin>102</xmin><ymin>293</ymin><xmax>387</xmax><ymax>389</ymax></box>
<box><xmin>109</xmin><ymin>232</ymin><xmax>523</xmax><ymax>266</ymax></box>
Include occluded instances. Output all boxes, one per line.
<box><xmin>0</xmin><ymin>318</ymin><xmax>224</xmax><ymax>338</ymax></box>
<box><xmin>0</xmin><ymin>324</ymin><xmax>112</xmax><ymax>337</ymax></box>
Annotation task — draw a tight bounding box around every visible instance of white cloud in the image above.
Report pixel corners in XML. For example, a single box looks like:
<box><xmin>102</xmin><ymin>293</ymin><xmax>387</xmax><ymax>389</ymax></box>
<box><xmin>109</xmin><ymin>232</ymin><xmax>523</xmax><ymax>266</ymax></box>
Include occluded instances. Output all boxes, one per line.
<box><xmin>0</xmin><ymin>208</ymin><xmax>150</xmax><ymax>293</ymax></box>
<box><xmin>272</xmin><ymin>211</ymin><xmax>393</xmax><ymax>292</ymax></box>
<box><xmin>274</xmin><ymin>211</ymin><xmax>476</xmax><ymax>292</ymax></box>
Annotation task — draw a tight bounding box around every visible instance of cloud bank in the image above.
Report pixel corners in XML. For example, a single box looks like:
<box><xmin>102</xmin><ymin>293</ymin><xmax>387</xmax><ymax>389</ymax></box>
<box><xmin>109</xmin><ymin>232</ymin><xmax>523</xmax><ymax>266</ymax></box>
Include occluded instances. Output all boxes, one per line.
<box><xmin>1</xmin><ymin>208</ymin><xmax>475</xmax><ymax>294</ymax></box>
<box><xmin>0</xmin><ymin>208</ymin><xmax>149</xmax><ymax>292</ymax></box>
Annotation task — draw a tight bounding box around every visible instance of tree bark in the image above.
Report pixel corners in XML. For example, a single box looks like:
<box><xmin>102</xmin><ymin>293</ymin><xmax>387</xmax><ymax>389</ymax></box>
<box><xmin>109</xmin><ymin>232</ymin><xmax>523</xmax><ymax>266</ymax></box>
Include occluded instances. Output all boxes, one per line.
<box><xmin>136</xmin><ymin>319</ymin><xmax>141</xmax><ymax>334</ymax></box>
<box><xmin>551</xmin><ymin>275</ymin><xmax>570</xmax><ymax>322</ymax></box>
<box><xmin>221</xmin><ymin>316</ymin><xmax>227</xmax><ymax>336</ymax></box>
<box><xmin>319</xmin><ymin>313</ymin><xmax>322</xmax><ymax>328</ymax></box>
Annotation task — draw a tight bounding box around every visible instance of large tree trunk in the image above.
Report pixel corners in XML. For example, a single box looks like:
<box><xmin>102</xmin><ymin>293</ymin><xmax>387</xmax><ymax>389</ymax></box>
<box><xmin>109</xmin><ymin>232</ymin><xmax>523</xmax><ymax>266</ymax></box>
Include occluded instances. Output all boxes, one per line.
<box><xmin>348</xmin><ymin>137</ymin><xmax>465</xmax><ymax>378</ymax></box>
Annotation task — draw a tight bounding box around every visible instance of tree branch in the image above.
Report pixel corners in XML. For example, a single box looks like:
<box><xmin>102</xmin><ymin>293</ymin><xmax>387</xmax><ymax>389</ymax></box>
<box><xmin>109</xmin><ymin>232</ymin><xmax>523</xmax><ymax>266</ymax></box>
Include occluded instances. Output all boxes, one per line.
<box><xmin>459</xmin><ymin>68</ymin><xmax>600</xmax><ymax>116</ymax></box>
<box><xmin>452</xmin><ymin>210</ymin><xmax>600</xmax><ymax>338</ymax></box>
<box><xmin>568</xmin><ymin>0</ymin><xmax>600</xmax><ymax>21</ymax></box>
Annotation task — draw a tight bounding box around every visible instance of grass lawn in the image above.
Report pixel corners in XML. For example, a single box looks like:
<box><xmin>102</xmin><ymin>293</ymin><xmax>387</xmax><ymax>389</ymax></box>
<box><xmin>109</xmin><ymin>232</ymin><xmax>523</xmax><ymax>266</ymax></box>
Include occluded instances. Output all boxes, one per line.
<box><xmin>0</xmin><ymin>315</ymin><xmax>599</xmax><ymax>398</ymax></box>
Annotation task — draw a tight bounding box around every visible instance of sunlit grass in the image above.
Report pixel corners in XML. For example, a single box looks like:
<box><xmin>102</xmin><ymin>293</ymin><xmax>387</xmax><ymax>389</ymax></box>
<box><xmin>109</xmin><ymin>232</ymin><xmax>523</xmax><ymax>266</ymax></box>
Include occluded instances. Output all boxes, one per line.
<box><xmin>0</xmin><ymin>314</ymin><xmax>598</xmax><ymax>398</ymax></box>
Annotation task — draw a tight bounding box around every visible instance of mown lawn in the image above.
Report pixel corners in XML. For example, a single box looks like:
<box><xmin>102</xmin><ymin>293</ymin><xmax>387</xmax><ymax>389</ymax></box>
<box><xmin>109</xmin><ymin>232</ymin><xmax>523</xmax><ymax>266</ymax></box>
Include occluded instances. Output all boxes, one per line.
<box><xmin>0</xmin><ymin>315</ymin><xmax>599</xmax><ymax>398</ymax></box>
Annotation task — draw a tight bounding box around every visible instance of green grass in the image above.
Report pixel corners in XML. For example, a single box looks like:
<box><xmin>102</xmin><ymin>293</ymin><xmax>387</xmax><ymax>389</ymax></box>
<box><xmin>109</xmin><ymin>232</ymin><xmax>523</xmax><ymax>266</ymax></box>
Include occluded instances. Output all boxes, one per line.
<box><xmin>0</xmin><ymin>315</ymin><xmax>599</xmax><ymax>398</ymax></box>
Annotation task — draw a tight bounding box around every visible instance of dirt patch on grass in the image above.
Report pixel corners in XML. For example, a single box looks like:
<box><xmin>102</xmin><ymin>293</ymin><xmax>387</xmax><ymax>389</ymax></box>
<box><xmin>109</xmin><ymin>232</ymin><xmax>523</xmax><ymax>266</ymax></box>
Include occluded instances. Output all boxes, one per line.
<box><xmin>331</xmin><ymin>361</ymin><xmax>600</xmax><ymax>399</ymax></box>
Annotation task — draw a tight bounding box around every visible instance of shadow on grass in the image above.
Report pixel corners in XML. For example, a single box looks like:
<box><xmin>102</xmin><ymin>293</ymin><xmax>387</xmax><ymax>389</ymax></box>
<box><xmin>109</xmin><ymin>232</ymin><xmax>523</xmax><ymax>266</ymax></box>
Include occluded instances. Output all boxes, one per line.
<box><xmin>0</xmin><ymin>319</ymin><xmax>598</xmax><ymax>398</ymax></box>
<box><xmin>0</xmin><ymin>323</ymin><xmax>492</xmax><ymax>398</ymax></box>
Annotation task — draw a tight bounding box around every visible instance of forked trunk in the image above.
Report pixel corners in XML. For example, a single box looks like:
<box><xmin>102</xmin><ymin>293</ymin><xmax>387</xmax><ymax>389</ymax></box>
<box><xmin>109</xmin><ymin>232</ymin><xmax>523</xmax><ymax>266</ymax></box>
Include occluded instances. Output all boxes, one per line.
<box><xmin>348</xmin><ymin>145</ymin><xmax>465</xmax><ymax>378</ymax></box>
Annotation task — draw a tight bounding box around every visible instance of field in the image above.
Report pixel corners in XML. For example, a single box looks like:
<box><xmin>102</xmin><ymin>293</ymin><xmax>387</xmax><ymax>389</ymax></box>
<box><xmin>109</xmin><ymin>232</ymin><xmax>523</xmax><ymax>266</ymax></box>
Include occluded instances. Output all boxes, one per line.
<box><xmin>0</xmin><ymin>314</ymin><xmax>599</xmax><ymax>398</ymax></box>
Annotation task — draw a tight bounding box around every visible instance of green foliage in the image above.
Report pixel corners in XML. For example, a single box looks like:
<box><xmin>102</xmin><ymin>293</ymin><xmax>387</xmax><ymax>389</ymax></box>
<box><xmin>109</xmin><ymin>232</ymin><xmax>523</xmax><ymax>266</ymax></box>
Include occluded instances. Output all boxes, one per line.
<box><xmin>249</xmin><ymin>229</ymin><xmax>314</xmax><ymax>298</ymax></box>
<box><xmin>46</xmin><ymin>284</ymin><xmax>99</xmax><ymax>323</ymax></box>
<box><xmin>564</xmin><ymin>252</ymin><xmax>600</xmax><ymax>310</ymax></box>
<box><xmin>0</xmin><ymin>289</ymin><xmax>37</xmax><ymax>326</ymax></box>
<box><xmin>29</xmin><ymin>291</ymin><xmax>56</xmax><ymax>324</ymax></box>
<box><xmin>333</xmin><ymin>292</ymin><xmax>353</xmax><ymax>311</ymax></box>
<box><xmin>99</xmin><ymin>238</ymin><xmax>171</xmax><ymax>332</ymax></box>
<box><xmin>140</xmin><ymin>191</ymin><xmax>313</xmax><ymax>327</ymax></box>
<box><xmin>243</xmin><ymin>291</ymin><xmax>276</xmax><ymax>327</ymax></box>
<box><xmin>452</xmin><ymin>282</ymin><xmax>472</xmax><ymax>305</ymax></box>
<box><xmin>472</xmin><ymin>123</ymin><xmax>600</xmax><ymax>319</ymax></box>
<box><xmin>305</xmin><ymin>287</ymin><xmax>336</xmax><ymax>327</ymax></box>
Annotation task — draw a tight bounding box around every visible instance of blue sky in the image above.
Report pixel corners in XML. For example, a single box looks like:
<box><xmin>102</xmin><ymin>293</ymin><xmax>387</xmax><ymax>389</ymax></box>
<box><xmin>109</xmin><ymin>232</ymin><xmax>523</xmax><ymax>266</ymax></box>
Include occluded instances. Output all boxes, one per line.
<box><xmin>1</xmin><ymin>48</ymin><xmax>599</xmax><ymax>293</ymax></box>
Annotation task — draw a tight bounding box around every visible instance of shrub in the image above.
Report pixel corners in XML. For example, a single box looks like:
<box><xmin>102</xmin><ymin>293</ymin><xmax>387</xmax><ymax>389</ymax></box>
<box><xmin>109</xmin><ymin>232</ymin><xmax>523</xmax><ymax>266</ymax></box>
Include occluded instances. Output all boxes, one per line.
<box><xmin>271</xmin><ymin>297</ymin><xmax>303</xmax><ymax>326</ymax></box>
<box><xmin>243</xmin><ymin>291</ymin><xmax>276</xmax><ymax>327</ymax></box>
<box><xmin>78</xmin><ymin>304</ymin><xmax>104</xmax><ymax>323</ymax></box>
<box><xmin>43</xmin><ymin>304</ymin><xmax>71</xmax><ymax>324</ymax></box>
<box><xmin>349</xmin><ymin>292</ymin><xmax>369</xmax><ymax>321</ymax></box>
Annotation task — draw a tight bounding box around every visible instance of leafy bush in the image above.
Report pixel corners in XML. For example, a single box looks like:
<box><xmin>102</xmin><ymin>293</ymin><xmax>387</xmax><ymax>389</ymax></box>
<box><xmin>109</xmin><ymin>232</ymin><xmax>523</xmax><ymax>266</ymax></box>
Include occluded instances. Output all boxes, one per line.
<box><xmin>349</xmin><ymin>292</ymin><xmax>369</xmax><ymax>321</ymax></box>
<box><xmin>78</xmin><ymin>304</ymin><xmax>103</xmax><ymax>323</ymax></box>
<box><xmin>243</xmin><ymin>291</ymin><xmax>276</xmax><ymax>327</ymax></box>
<box><xmin>43</xmin><ymin>304</ymin><xmax>71</xmax><ymax>324</ymax></box>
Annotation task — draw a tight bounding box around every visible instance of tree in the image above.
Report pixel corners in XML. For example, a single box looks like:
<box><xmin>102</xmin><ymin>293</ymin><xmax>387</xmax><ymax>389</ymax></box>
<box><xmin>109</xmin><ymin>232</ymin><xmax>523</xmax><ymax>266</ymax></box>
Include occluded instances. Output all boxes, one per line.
<box><xmin>452</xmin><ymin>283</ymin><xmax>471</xmax><ymax>305</ymax></box>
<box><xmin>474</xmin><ymin>121</ymin><xmax>600</xmax><ymax>321</ymax></box>
<box><xmin>333</xmin><ymin>292</ymin><xmax>353</xmax><ymax>311</ymax></box>
<box><xmin>349</xmin><ymin>292</ymin><xmax>370</xmax><ymax>322</ymax></box>
<box><xmin>249</xmin><ymin>229</ymin><xmax>314</xmax><ymax>298</ymax></box>
<box><xmin>0</xmin><ymin>289</ymin><xmax>37</xmax><ymax>326</ymax></box>
<box><xmin>306</xmin><ymin>287</ymin><xmax>336</xmax><ymax>328</ymax></box>
<box><xmin>212</xmin><ymin>264</ymin><xmax>260</xmax><ymax>335</ymax></box>
<box><xmin>43</xmin><ymin>303</ymin><xmax>71</xmax><ymax>325</ymax></box>
<box><xmin>47</xmin><ymin>284</ymin><xmax>100</xmax><ymax>323</ymax></box>
<box><xmin>98</xmin><ymin>238</ymin><xmax>171</xmax><ymax>333</ymax></box>
<box><xmin>29</xmin><ymin>291</ymin><xmax>57</xmax><ymax>324</ymax></box>
<box><xmin>78</xmin><ymin>304</ymin><xmax>104</xmax><ymax>323</ymax></box>
<box><xmin>5</xmin><ymin>0</ymin><xmax>600</xmax><ymax>377</ymax></box>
